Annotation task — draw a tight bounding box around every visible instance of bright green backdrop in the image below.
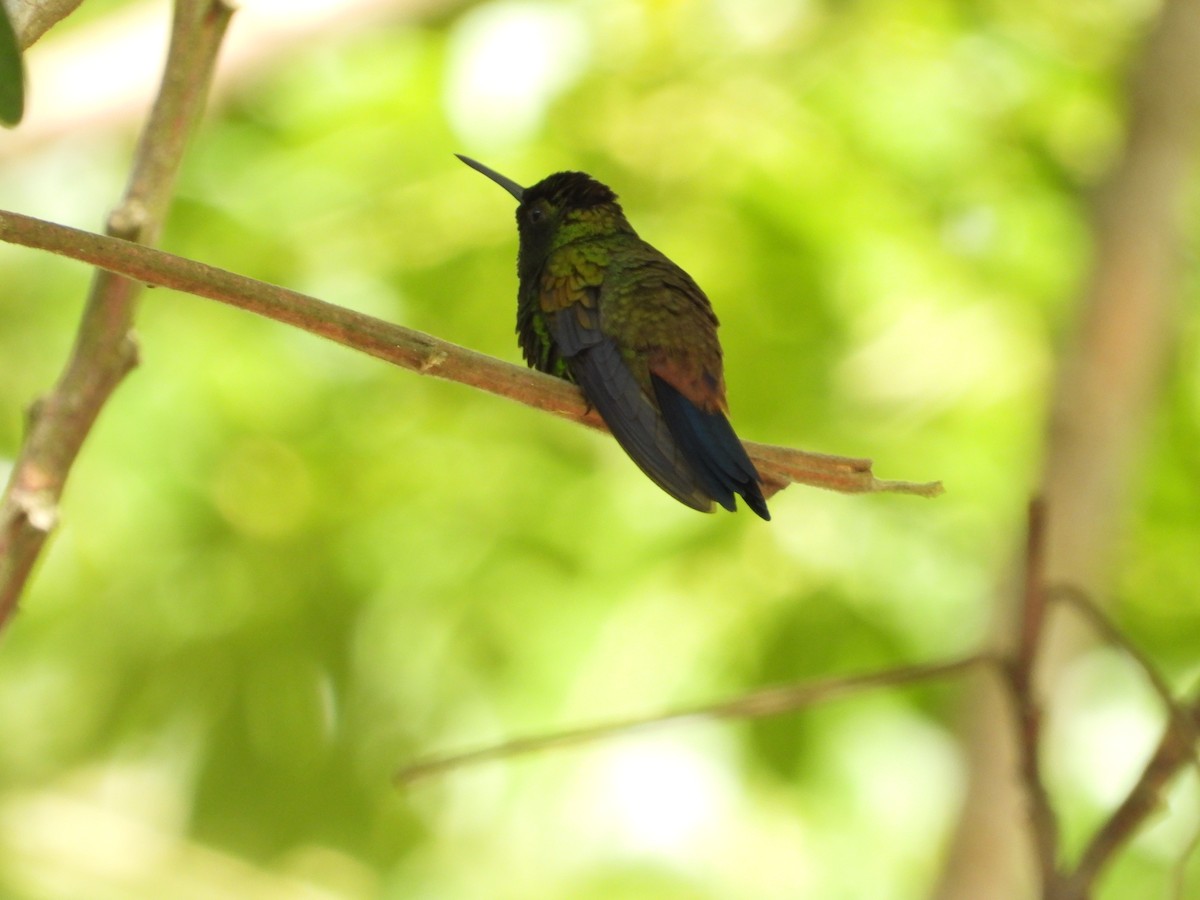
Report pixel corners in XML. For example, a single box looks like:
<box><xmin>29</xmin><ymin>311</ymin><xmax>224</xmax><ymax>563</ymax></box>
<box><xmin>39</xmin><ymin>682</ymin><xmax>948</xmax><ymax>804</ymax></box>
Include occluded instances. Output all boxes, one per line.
<box><xmin>1</xmin><ymin>1</ymin><xmax>1197</xmax><ymax>897</ymax></box>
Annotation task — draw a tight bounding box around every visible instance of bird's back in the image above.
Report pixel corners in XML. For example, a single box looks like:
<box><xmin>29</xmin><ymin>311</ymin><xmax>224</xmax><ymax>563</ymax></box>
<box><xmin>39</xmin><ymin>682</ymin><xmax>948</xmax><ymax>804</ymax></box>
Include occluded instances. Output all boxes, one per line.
<box><xmin>533</xmin><ymin>234</ymin><xmax>769</xmax><ymax>518</ymax></box>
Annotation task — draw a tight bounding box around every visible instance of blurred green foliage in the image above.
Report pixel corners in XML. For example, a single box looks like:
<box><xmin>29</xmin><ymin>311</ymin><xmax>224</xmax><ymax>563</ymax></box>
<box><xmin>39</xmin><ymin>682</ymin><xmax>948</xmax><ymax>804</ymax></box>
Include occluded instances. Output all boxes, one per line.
<box><xmin>1</xmin><ymin>0</ymin><xmax>1198</xmax><ymax>897</ymax></box>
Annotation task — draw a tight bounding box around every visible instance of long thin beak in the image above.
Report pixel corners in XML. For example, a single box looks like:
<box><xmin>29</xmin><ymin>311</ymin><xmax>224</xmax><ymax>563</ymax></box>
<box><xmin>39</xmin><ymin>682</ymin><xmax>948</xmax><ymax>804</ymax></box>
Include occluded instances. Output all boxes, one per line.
<box><xmin>455</xmin><ymin>154</ymin><xmax>525</xmax><ymax>202</ymax></box>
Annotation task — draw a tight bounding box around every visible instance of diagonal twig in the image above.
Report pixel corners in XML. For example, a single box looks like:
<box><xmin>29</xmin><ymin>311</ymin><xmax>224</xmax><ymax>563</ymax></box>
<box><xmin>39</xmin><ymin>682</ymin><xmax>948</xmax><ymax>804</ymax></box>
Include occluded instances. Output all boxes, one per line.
<box><xmin>1046</xmin><ymin>585</ymin><xmax>1200</xmax><ymax>897</ymax></box>
<box><xmin>1064</xmin><ymin>695</ymin><xmax>1200</xmax><ymax>898</ymax></box>
<box><xmin>395</xmin><ymin>653</ymin><xmax>992</xmax><ymax>784</ymax></box>
<box><xmin>1051</xmin><ymin>585</ymin><xmax>1181</xmax><ymax>720</ymax></box>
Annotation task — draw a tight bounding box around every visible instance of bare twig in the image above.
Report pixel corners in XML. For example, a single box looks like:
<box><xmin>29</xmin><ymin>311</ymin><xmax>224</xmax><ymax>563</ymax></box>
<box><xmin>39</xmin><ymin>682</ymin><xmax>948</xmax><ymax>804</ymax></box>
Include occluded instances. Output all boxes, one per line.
<box><xmin>1004</xmin><ymin>500</ymin><xmax>1064</xmax><ymax>894</ymax></box>
<box><xmin>1045</xmin><ymin>585</ymin><xmax>1200</xmax><ymax>897</ymax></box>
<box><xmin>0</xmin><ymin>0</ymin><xmax>233</xmax><ymax>630</ymax></box>
<box><xmin>1017</xmin><ymin>498</ymin><xmax>1049</xmax><ymax>675</ymax></box>
<box><xmin>1064</xmin><ymin>696</ymin><xmax>1200</xmax><ymax>898</ymax></box>
<box><xmin>396</xmin><ymin>653</ymin><xmax>992</xmax><ymax>784</ymax></box>
<box><xmin>995</xmin><ymin>517</ymin><xmax>1200</xmax><ymax>900</ymax></box>
<box><xmin>1052</xmin><ymin>585</ymin><xmax>1180</xmax><ymax>719</ymax></box>
<box><xmin>0</xmin><ymin>209</ymin><xmax>946</xmax><ymax>508</ymax></box>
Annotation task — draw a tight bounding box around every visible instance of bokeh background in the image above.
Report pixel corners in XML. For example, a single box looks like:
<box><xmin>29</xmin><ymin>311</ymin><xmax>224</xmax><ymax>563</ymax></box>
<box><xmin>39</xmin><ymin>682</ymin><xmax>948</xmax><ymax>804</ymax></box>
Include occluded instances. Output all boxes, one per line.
<box><xmin>2</xmin><ymin>0</ymin><xmax>1198</xmax><ymax>897</ymax></box>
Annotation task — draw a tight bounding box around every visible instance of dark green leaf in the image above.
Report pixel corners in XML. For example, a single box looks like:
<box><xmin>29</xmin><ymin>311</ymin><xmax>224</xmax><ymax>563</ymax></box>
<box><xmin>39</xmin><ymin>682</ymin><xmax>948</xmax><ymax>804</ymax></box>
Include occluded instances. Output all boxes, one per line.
<box><xmin>0</xmin><ymin>0</ymin><xmax>24</xmax><ymax>126</ymax></box>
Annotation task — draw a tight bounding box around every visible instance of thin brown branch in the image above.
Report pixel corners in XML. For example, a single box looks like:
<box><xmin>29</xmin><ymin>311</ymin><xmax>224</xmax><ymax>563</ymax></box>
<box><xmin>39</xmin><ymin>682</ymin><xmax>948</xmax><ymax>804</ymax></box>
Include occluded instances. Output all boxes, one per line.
<box><xmin>0</xmin><ymin>0</ymin><xmax>233</xmax><ymax>630</ymax></box>
<box><xmin>395</xmin><ymin>653</ymin><xmax>992</xmax><ymax>784</ymax></box>
<box><xmin>1064</xmin><ymin>695</ymin><xmax>1200</xmax><ymax>898</ymax></box>
<box><xmin>1018</xmin><ymin>498</ymin><xmax>1049</xmax><ymax>675</ymax></box>
<box><xmin>0</xmin><ymin>208</ymin><xmax>946</xmax><ymax>507</ymax></box>
<box><xmin>1044</xmin><ymin>585</ymin><xmax>1200</xmax><ymax>897</ymax></box>
<box><xmin>1004</xmin><ymin>500</ymin><xmax>1064</xmax><ymax>895</ymax></box>
<box><xmin>1052</xmin><ymin>585</ymin><xmax>1181</xmax><ymax>720</ymax></box>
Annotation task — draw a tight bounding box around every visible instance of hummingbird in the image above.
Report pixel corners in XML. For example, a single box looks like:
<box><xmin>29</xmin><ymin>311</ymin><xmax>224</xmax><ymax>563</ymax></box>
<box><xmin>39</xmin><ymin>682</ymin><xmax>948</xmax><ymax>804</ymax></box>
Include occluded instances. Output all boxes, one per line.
<box><xmin>458</xmin><ymin>155</ymin><xmax>770</xmax><ymax>520</ymax></box>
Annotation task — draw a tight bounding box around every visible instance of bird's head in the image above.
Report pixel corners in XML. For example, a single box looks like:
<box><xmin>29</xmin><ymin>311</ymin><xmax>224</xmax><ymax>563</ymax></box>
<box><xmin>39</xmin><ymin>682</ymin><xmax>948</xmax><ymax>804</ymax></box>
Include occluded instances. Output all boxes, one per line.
<box><xmin>457</xmin><ymin>155</ymin><xmax>633</xmax><ymax>275</ymax></box>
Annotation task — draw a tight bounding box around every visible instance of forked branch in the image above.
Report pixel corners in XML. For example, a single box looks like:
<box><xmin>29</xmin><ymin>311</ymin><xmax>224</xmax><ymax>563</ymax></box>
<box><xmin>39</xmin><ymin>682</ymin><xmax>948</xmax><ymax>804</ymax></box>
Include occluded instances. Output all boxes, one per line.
<box><xmin>0</xmin><ymin>0</ymin><xmax>233</xmax><ymax>629</ymax></box>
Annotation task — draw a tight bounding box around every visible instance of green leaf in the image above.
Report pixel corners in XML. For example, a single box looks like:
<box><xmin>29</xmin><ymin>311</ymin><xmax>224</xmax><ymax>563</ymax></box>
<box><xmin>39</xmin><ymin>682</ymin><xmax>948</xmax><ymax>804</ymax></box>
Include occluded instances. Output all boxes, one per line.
<box><xmin>0</xmin><ymin>0</ymin><xmax>25</xmax><ymax>126</ymax></box>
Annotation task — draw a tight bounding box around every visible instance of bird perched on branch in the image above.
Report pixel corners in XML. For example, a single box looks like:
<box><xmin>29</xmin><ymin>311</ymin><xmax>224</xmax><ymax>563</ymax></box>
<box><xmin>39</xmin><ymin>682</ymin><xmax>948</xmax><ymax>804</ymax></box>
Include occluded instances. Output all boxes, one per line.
<box><xmin>458</xmin><ymin>155</ymin><xmax>769</xmax><ymax>520</ymax></box>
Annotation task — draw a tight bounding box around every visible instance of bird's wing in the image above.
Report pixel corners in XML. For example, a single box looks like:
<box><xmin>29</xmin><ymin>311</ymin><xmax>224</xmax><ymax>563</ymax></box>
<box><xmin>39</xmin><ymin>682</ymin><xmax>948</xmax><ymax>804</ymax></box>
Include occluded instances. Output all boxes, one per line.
<box><xmin>616</xmin><ymin>259</ymin><xmax>770</xmax><ymax>519</ymax></box>
<box><xmin>543</xmin><ymin>284</ymin><xmax>716</xmax><ymax>512</ymax></box>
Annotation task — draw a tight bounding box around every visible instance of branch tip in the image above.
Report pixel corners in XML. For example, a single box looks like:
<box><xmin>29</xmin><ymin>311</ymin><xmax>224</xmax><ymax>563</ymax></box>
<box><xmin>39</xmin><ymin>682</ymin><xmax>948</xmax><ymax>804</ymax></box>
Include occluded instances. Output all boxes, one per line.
<box><xmin>872</xmin><ymin>478</ymin><xmax>944</xmax><ymax>498</ymax></box>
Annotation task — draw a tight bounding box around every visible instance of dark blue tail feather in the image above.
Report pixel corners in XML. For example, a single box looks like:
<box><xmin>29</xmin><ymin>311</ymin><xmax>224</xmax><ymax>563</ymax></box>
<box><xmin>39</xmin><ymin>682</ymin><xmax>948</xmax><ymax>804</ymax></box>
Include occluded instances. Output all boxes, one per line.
<box><xmin>652</xmin><ymin>376</ymin><xmax>771</xmax><ymax>521</ymax></box>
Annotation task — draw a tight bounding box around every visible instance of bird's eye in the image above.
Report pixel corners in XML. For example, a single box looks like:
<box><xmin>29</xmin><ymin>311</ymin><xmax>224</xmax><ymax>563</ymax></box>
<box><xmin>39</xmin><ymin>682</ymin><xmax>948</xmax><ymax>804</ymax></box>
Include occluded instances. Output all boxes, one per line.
<box><xmin>529</xmin><ymin>206</ymin><xmax>545</xmax><ymax>224</ymax></box>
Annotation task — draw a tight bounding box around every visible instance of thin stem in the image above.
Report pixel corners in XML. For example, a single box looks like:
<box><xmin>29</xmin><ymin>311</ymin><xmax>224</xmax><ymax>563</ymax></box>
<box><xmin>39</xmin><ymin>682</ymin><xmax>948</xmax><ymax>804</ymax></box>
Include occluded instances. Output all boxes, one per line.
<box><xmin>1065</xmin><ymin>699</ymin><xmax>1199</xmax><ymax>897</ymax></box>
<box><xmin>1006</xmin><ymin>499</ymin><xmax>1064</xmax><ymax>895</ymax></box>
<box><xmin>1048</xmin><ymin>585</ymin><xmax>1200</xmax><ymax>896</ymax></box>
<box><xmin>396</xmin><ymin>653</ymin><xmax>991</xmax><ymax>784</ymax></box>
<box><xmin>1052</xmin><ymin>585</ymin><xmax>1180</xmax><ymax>720</ymax></box>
